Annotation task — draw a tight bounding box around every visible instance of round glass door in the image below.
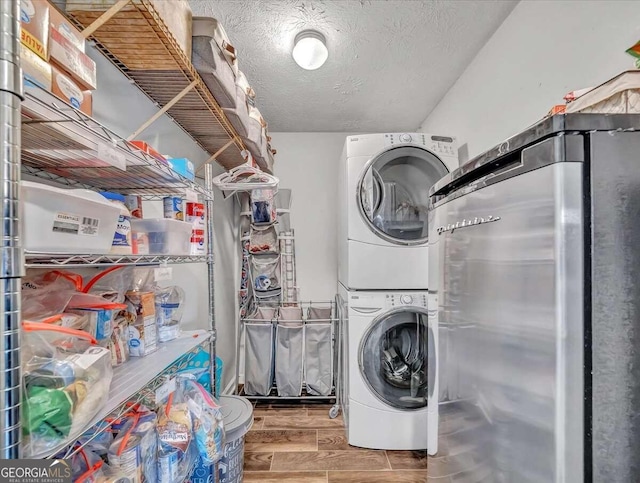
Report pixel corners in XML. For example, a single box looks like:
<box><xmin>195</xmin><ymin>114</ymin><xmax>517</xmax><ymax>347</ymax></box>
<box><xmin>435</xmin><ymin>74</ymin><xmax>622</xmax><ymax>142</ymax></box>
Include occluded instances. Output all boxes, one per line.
<box><xmin>359</xmin><ymin>146</ymin><xmax>449</xmax><ymax>245</ymax></box>
<box><xmin>359</xmin><ymin>308</ymin><xmax>429</xmax><ymax>410</ymax></box>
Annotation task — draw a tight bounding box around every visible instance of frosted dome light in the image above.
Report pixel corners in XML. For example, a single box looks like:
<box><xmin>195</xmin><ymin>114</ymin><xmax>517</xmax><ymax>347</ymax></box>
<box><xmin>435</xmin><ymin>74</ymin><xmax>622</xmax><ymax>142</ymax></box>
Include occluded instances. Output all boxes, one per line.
<box><xmin>292</xmin><ymin>30</ymin><xmax>328</xmax><ymax>70</ymax></box>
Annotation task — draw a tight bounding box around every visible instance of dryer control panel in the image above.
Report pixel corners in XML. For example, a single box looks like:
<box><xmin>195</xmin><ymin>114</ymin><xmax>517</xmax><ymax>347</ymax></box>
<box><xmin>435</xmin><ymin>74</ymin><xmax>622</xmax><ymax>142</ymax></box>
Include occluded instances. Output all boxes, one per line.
<box><xmin>385</xmin><ymin>292</ymin><xmax>428</xmax><ymax>308</ymax></box>
<box><xmin>384</xmin><ymin>133</ymin><xmax>457</xmax><ymax>158</ymax></box>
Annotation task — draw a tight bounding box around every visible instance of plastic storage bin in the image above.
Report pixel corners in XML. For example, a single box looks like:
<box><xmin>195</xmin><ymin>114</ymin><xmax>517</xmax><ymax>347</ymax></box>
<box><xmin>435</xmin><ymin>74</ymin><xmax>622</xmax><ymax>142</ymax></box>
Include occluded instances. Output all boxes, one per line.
<box><xmin>21</xmin><ymin>181</ymin><xmax>121</xmax><ymax>254</ymax></box>
<box><xmin>192</xmin><ymin>17</ymin><xmax>238</xmax><ymax>109</ymax></box>
<box><xmin>131</xmin><ymin>218</ymin><xmax>192</xmax><ymax>255</ymax></box>
<box><xmin>222</xmin><ymin>71</ymin><xmax>262</xmax><ymax>142</ymax></box>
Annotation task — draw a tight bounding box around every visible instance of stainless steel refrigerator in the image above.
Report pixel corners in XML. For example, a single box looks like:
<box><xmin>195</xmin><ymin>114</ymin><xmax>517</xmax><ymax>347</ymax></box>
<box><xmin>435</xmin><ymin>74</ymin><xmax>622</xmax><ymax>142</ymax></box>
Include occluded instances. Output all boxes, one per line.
<box><xmin>427</xmin><ymin>115</ymin><xmax>640</xmax><ymax>483</ymax></box>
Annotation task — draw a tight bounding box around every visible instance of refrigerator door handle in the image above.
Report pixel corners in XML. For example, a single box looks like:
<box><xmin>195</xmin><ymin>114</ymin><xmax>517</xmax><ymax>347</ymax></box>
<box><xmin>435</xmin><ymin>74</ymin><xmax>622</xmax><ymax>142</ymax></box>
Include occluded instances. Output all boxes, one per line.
<box><xmin>427</xmin><ymin>315</ymin><xmax>438</xmax><ymax>455</ymax></box>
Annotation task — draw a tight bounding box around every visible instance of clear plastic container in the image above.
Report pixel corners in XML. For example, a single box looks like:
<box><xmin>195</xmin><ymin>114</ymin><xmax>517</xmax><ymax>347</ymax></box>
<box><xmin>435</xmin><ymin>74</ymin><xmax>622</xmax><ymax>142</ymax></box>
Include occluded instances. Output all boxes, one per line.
<box><xmin>101</xmin><ymin>192</ymin><xmax>133</xmax><ymax>255</ymax></box>
<box><xmin>130</xmin><ymin>219</ymin><xmax>192</xmax><ymax>255</ymax></box>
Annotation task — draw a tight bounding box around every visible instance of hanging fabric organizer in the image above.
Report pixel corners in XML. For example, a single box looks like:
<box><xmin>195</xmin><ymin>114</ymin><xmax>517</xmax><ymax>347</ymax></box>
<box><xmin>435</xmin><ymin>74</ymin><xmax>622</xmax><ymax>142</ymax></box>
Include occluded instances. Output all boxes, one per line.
<box><xmin>236</xmin><ymin>187</ymin><xmax>336</xmax><ymax>402</ymax></box>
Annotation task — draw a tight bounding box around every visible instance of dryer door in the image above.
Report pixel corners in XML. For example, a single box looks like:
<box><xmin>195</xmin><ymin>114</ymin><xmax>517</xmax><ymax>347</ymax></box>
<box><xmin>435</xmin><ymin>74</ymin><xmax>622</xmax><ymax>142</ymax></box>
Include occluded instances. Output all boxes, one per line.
<box><xmin>358</xmin><ymin>146</ymin><xmax>448</xmax><ymax>245</ymax></box>
<box><xmin>359</xmin><ymin>307</ymin><xmax>430</xmax><ymax>410</ymax></box>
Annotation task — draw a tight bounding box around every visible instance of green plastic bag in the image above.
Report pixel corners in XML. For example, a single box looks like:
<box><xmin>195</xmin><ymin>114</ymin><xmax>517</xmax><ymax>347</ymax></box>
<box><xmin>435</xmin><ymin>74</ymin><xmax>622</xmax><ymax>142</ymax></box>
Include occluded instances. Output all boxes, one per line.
<box><xmin>23</xmin><ymin>386</ymin><xmax>73</xmax><ymax>438</ymax></box>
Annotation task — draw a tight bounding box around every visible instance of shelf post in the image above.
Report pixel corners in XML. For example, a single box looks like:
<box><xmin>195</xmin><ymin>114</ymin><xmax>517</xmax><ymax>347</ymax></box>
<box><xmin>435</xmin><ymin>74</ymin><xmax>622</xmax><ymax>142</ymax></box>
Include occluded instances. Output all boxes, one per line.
<box><xmin>0</xmin><ymin>0</ymin><xmax>25</xmax><ymax>459</ymax></box>
<box><xmin>204</xmin><ymin>164</ymin><xmax>217</xmax><ymax>399</ymax></box>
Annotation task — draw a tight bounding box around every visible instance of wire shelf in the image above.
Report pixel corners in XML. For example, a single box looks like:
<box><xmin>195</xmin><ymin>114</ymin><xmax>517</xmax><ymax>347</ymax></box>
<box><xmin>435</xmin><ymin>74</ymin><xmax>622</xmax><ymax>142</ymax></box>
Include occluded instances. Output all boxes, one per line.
<box><xmin>25</xmin><ymin>252</ymin><xmax>207</xmax><ymax>268</ymax></box>
<box><xmin>33</xmin><ymin>330</ymin><xmax>212</xmax><ymax>459</ymax></box>
<box><xmin>21</xmin><ymin>86</ymin><xmax>214</xmax><ymax>200</ymax></box>
<box><xmin>63</xmin><ymin>0</ymin><xmax>273</xmax><ymax>172</ymax></box>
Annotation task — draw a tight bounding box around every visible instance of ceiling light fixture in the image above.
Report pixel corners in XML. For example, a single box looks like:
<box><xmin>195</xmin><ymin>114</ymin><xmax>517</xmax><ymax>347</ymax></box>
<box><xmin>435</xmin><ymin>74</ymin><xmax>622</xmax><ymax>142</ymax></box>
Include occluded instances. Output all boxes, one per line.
<box><xmin>292</xmin><ymin>30</ymin><xmax>328</xmax><ymax>70</ymax></box>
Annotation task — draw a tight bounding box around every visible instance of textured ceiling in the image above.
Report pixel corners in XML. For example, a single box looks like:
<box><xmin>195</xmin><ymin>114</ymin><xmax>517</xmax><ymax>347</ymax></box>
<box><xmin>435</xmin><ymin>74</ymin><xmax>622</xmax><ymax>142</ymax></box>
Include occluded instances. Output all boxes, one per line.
<box><xmin>189</xmin><ymin>0</ymin><xmax>518</xmax><ymax>132</ymax></box>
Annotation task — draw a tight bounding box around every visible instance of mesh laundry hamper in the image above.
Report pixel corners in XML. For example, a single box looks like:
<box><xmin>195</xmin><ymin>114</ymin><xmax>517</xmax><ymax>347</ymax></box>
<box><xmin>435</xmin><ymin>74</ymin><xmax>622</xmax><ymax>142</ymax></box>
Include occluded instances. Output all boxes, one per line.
<box><xmin>275</xmin><ymin>307</ymin><xmax>304</xmax><ymax>397</ymax></box>
<box><xmin>305</xmin><ymin>307</ymin><xmax>333</xmax><ymax>396</ymax></box>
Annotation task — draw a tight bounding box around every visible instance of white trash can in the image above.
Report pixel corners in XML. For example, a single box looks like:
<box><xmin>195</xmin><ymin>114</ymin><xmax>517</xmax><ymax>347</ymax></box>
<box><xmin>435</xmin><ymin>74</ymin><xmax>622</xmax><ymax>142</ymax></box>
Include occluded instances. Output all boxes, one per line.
<box><xmin>218</xmin><ymin>396</ymin><xmax>254</xmax><ymax>483</ymax></box>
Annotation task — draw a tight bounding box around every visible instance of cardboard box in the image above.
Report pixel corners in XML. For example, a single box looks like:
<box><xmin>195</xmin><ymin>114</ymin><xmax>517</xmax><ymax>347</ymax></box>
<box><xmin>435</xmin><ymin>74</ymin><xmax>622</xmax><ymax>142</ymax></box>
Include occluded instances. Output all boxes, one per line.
<box><xmin>124</xmin><ymin>291</ymin><xmax>158</xmax><ymax>357</ymax></box>
<box><xmin>20</xmin><ymin>0</ymin><xmax>50</xmax><ymax>60</ymax></box>
<box><xmin>48</xmin><ymin>4</ymin><xmax>85</xmax><ymax>53</ymax></box>
<box><xmin>21</xmin><ymin>44</ymin><xmax>52</xmax><ymax>90</ymax></box>
<box><xmin>167</xmin><ymin>157</ymin><xmax>195</xmax><ymax>181</ymax></box>
<box><xmin>51</xmin><ymin>65</ymin><xmax>92</xmax><ymax>116</ymax></box>
<box><xmin>49</xmin><ymin>27</ymin><xmax>97</xmax><ymax>90</ymax></box>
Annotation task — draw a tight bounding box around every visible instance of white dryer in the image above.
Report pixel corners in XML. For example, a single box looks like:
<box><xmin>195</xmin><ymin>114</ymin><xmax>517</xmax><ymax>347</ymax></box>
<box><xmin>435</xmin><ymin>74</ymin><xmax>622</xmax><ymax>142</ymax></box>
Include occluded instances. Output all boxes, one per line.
<box><xmin>344</xmin><ymin>288</ymin><xmax>433</xmax><ymax>450</ymax></box>
<box><xmin>338</xmin><ymin>133</ymin><xmax>458</xmax><ymax>290</ymax></box>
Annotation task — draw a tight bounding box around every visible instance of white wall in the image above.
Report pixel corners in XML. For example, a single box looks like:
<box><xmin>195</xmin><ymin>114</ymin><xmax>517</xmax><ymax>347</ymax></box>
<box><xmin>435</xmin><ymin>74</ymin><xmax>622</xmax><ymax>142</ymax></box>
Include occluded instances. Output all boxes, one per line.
<box><xmin>420</xmin><ymin>0</ymin><xmax>640</xmax><ymax>163</ymax></box>
<box><xmin>270</xmin><ymin>133</ymin><xmax>352</xmax><ymax>301</ymax></box>
<box><xmin>86</xmin><ymin>49</ymin><xmax>240</xmax><ymax>390</ymax></box>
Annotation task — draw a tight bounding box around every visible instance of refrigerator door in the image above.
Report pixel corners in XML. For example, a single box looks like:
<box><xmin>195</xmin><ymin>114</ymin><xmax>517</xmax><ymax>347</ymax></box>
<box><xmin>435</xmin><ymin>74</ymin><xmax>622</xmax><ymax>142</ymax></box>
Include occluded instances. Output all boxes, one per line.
<box><xmin>428</xmin><ymin>136</ymin><xmax>585</xmax><ymax>482</ymax></box>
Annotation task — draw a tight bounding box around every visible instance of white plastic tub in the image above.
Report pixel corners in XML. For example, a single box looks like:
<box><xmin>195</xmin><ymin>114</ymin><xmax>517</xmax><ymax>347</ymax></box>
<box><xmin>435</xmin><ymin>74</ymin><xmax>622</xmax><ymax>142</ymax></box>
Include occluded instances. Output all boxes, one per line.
<box><xmin>131</xmin><ymin>218</ymin><xmax>192</xmax><ymax>255</ymax></box>
<box><xmin>21</xmin><ymin>181</ymin><xmax>121</xmax><ymax>254</ymax></box>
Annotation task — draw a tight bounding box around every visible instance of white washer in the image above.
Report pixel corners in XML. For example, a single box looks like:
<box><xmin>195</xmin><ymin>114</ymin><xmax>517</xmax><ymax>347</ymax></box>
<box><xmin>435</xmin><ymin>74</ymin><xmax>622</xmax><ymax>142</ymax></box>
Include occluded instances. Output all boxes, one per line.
<box><xmin>343</xmin><ymin>287</ymin><xmax>432</xmax><ymax>450</ymax></box>
<box><xmin>338</xmin><ymin>132</ymin><xmax>458</xmax><ymax>290</ymax></box>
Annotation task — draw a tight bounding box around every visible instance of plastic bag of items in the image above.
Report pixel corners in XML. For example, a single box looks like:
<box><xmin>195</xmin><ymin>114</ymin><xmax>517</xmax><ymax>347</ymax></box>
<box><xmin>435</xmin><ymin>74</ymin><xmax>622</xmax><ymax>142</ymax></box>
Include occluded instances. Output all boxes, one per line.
<box><xmin>70</xmin><ymin>445</ymin><xmax>132</xmax><ymax>483</ymax></box>
<box><xmin>183</xmin><ymin>377</ymin><xmax>225</xmax><ymax>465</ymax></box>
<box><xmin>157</xmin><ymin>381</ymin><xmax>198</xmax><ymax>483</ymax></box>
<box><xmin>83</xmin><ymin>266</ymin><xmax>135</xmax><ymax>303</ymax></box>
<box><xmin>21</xmin><ymin>322</ymin><xmax>113</xmax><ymax>458</ymax></box>
<box><xmin>67</xmin><ymin>292</ymin><xmax>127</xmax><ymax>348</ymax></box>
<box><xmin>155</xmin><ymin>286</ymin><xmax>186</xmax><ymax>343</ymax></box>
<box><xmin>108</xmin><ymin>405</ymin><xmax>158</xmax><ymax>483</ymax></box>
<box><xmin>21</xmin><ymin>270</ymin><xmax>81</xmax><ymax>322</ymax></box>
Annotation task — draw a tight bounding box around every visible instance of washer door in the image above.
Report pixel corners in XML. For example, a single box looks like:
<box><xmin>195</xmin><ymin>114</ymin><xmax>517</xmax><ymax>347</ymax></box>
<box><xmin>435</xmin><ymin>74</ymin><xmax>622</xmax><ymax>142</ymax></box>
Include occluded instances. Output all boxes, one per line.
<box><xmin>358</xmin><ymin>146</ymin><xmax>448</xmax><ymax>245</ymax></box>
<box><xmin>359</xmin><ymin>307</ymin><xmax>429</xmax><ymax>410</ymax></box>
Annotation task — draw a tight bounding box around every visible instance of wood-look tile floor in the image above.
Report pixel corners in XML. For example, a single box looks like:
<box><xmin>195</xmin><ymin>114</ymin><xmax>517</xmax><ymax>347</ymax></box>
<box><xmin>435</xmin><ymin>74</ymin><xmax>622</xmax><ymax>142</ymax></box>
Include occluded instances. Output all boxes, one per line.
<box><xmin>244</xmin><ymin>403</ymin><xmax>427</xmax><ymax>482</ymax></box>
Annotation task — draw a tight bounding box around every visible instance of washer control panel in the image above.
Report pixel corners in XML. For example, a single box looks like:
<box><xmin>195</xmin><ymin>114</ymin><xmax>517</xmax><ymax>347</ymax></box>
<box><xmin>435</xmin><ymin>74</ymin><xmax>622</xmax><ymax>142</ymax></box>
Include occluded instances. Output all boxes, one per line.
<box><xmin>385</xmin><ymin>293</ymin><xmax>427</xmax><ymax>308</ymax></box>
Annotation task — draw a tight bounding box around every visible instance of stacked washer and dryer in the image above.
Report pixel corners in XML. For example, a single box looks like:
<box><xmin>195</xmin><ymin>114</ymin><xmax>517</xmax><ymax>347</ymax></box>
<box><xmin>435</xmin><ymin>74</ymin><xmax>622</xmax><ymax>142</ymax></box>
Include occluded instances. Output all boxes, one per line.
<box><xmin>337</xmin><ymin>133</ymin><xmax>458</xmax><ymax>450</ymax></box>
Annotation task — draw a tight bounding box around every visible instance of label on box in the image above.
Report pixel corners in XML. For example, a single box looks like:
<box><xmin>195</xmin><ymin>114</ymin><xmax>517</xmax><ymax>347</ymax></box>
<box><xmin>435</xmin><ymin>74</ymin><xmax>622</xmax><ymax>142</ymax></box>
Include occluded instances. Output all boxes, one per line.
<box><xmin>21</xmin><ymin>27</ymin><xmax>46</xmax><ymax>60</ymax></box>
<box><xmin>98</xmin><ymin>142</ymin><xmax>127</xmax><ymax>171</ymax></box>
<box><xmin>52</xmin><ymin>212</ymin><xmax>99</xmax><ymax>236</ymax></box>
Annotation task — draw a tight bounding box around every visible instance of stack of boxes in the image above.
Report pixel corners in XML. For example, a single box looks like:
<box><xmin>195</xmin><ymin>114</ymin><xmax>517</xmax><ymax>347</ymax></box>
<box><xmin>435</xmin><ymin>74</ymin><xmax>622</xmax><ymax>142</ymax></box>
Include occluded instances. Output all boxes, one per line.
<box><xmin>20</xmin><ymin>0</ymin><xmax>96</xmax><ymax>115</ymax></box>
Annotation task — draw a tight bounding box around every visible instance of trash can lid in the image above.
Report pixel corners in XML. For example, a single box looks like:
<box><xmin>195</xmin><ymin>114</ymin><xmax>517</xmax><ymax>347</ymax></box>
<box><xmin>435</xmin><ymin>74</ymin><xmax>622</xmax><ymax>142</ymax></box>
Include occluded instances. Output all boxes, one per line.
<box><xmin>219</xmin><ymin>395</ymin><xmax>254</xmax><ymax>439</ymax></box>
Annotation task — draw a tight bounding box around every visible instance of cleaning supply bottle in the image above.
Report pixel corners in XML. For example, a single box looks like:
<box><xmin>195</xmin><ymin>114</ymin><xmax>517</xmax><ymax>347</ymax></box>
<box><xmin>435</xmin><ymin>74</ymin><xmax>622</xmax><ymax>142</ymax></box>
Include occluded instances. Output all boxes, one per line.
<box><xmin>101</xmin><ymin>192</ymin><xmax>133</xmax><ymax>255</ymax></box>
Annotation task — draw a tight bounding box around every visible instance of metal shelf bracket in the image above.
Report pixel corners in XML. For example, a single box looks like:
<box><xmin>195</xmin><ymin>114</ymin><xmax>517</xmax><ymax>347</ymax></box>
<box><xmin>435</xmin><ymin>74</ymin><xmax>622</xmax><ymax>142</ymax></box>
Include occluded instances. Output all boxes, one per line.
<box><xmin>81</xmin><ymin>0</ymin><xmax>131</xmax><ymax>39</ymax></box>
<box><xmin>127</xmin><ymin>79</ymin><xmax>198</xmax><ymax>141</ymax></box>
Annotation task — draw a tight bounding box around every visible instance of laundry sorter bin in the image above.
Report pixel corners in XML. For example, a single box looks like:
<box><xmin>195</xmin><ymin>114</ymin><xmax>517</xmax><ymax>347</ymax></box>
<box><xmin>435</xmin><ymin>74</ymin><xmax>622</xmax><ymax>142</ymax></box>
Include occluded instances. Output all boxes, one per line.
<box><xmin>243</xmin><ymin>307</ymin><xmax>276</xmax><ymax>396</ymax></box>
<box><xmin>242</xmin><ymin>302</ymin><xmax>336</xmax><ymax>402</ymax></box>
<box><xmin>275</xmin><ymin>307</ymin><xmax>305</xmax><ymax>397</ymax></box>
<box><xmin>305</xmin><ymin>306</ymin><xmax>334</xmax><ymax>396</ymax></box>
